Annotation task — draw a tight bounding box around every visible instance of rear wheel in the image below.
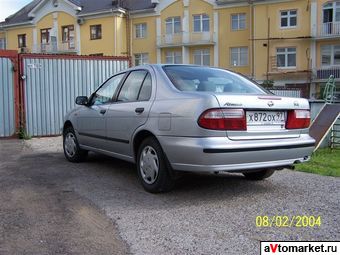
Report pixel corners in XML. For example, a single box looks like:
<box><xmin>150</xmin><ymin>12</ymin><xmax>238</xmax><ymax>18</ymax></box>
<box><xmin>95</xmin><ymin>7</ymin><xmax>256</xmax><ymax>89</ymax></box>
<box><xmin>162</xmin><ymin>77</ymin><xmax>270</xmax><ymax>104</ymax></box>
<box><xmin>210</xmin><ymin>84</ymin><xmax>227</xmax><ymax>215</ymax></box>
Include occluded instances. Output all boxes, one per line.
<box><xmin>63</xmin><ymin>126</ymin><xmax>88</xmax><ymax>163</ymax></box>
<box><xmin>137</xmin><ymin>137</ymin><xmax>175</xmax><ymax>193</ymax></box>
<box><xmin>243</xmin><ymin>169</ymin><xmax>275</xmax><ymax>180</ymax></box>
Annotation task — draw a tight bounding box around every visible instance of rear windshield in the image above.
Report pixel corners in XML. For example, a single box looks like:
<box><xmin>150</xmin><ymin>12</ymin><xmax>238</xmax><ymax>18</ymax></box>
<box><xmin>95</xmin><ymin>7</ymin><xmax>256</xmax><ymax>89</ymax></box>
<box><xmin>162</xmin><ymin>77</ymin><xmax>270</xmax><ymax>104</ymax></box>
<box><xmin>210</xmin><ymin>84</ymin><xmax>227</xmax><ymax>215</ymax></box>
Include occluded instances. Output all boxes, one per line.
<box><xmin>163</xmin><ymin>65</ymin><xmax>268</xmax><ymax>94</ymax></box>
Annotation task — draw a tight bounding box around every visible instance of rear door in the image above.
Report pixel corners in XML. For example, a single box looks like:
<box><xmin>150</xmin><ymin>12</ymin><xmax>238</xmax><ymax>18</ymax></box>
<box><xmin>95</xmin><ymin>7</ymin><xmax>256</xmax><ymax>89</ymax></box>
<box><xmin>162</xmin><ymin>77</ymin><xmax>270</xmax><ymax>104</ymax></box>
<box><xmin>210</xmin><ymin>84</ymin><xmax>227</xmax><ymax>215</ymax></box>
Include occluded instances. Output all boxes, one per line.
<box><xmin>105</xmin><ymin>70</ymin><xmax>153</xmax><ymax>156</ymax></box>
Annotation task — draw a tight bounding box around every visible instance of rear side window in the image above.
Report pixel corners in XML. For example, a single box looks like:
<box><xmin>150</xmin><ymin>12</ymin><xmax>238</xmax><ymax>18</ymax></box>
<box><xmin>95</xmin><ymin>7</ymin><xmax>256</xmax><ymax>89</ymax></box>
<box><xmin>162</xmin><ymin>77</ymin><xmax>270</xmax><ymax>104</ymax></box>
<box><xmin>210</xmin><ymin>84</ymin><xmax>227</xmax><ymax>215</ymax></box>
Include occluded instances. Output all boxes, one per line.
<box><xmin>118</xmin><ymin>70</ymin><xmax>149</xmax><ymax>102</ymax></box>
<box><xmin>138</xmin><ymin>73</ymin><xmax>152</xmax><ymax>101</ymax></box>
<box><xmin>163</xmin><ymin>65</ymin><xmax>267</xmax><ymax>94</ymax></box>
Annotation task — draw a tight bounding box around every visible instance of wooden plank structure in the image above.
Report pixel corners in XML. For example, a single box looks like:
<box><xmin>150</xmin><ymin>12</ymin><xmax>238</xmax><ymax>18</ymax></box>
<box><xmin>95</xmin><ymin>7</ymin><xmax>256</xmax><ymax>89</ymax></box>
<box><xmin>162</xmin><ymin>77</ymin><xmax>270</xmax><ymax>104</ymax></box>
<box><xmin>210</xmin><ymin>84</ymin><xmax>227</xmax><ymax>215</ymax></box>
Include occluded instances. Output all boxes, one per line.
<box><xmin>309</xmin><ymin>104</ymin><xmax>340</xmax><ymax>151</ymax></box>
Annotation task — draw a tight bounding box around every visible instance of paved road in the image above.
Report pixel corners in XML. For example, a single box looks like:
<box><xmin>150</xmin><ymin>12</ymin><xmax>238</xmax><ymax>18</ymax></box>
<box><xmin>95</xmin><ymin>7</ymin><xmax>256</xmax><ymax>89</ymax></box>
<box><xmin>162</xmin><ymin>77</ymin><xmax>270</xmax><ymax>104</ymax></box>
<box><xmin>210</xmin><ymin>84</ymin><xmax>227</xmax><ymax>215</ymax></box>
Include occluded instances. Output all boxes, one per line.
<box><xmin>0</xmin><ymin>137</ymin><xmax>339</xmax><ymax>255</ymax></box>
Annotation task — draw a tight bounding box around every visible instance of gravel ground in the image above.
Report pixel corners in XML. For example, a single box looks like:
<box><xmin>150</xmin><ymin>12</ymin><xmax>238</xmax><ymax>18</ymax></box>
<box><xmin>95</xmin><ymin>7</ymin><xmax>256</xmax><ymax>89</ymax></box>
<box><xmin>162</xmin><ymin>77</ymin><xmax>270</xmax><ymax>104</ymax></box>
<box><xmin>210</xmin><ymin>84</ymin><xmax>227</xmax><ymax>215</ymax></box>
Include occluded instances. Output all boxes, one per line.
<box><xmin>1</xmin><ymin>137</ymin><xmax>339</xmax><ymax>255</ymax></box>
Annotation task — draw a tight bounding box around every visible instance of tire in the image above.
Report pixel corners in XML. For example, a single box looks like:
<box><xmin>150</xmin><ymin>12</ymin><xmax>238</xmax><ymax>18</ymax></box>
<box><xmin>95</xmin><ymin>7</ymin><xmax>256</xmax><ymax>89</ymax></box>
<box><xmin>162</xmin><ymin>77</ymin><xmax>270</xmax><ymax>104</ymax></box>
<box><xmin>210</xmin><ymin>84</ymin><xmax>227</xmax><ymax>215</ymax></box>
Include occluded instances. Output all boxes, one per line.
<box><xmin>243</xmin><ymin>169</ymin><xmax>275</xmax><ymax>180</ymax></box>
<box><xmin>63</xmin><ymin>126</ymin><xmax>88</xmax><ymax>163</ymax></box>
<box><xmin>137</xmin><ymin>137</ymin><xmax>175</xmax><ymax>193</ymax></box>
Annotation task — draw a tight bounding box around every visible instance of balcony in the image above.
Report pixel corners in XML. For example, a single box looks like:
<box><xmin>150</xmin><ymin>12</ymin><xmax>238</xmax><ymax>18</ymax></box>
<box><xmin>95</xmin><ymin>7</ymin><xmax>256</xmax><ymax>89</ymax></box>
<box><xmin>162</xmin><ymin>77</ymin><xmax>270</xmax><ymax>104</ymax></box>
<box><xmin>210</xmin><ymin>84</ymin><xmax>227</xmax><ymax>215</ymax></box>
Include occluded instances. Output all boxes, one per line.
<box><xmin>314</xmin><ymin>66</ymin><xmax>340</xmax><ymax>80</ymax></box>
<box><xmin>157</xmin><ymin>32</ymin><xmax>215</xmax><ymax>48</ymax></box>
<box><xmin>317</xmin><ymin>22</ymin><xmax>340</xmax><ymax>38</ymax></box>
<box><xmin>33</xmin><ymin>40</ymin><xmax>78</xmax><ymax>54</ymax></box>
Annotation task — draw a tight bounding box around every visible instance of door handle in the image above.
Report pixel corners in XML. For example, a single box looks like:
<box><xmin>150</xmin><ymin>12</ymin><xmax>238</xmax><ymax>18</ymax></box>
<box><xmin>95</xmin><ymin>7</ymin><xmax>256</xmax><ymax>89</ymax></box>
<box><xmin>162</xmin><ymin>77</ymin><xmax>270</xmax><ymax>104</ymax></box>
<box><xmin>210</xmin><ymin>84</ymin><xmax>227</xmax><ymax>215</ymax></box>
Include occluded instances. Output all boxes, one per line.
<box><xmin>100</xmin><ymin>109</ymin><xmax>107</xmax><ymax>115</ymax></box>
<box><xmin>135</xmin><ymin>108</ymin><xmax>144</xmax><ymax>114</ymax></box>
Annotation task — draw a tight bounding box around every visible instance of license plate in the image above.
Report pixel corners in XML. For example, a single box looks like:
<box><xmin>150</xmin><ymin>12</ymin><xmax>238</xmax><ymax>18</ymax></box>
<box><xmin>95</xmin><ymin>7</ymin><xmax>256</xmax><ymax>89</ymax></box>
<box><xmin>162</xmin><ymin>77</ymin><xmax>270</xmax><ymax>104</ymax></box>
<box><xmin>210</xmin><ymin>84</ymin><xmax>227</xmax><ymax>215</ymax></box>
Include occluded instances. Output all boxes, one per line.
<box><xmin>246</xmin><ymin>111</ymin><xmax>286</xmax><ymax>126</ymax></box>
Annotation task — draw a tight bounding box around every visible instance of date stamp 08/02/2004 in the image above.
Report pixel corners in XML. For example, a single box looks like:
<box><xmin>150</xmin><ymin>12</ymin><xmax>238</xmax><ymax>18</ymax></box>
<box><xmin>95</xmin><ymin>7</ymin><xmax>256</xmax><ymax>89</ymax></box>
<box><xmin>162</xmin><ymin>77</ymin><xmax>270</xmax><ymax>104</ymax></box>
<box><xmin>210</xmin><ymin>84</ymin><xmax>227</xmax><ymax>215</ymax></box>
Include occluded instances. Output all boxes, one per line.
<box><xmin>256</xmin><ymin>215</ymin><xmax>322</xmax><ymax>228</ymax></box>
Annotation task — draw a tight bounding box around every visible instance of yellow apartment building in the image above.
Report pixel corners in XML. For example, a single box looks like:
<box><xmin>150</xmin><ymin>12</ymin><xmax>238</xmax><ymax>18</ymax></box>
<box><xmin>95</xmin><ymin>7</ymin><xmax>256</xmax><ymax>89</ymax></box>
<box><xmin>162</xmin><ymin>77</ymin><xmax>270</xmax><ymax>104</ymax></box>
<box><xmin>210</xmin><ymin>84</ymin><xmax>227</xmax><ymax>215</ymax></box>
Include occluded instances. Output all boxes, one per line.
<box><xmin>0</xmin><ymin>0</ymin><xmax>339</xmax><ymax>99</ymax></box>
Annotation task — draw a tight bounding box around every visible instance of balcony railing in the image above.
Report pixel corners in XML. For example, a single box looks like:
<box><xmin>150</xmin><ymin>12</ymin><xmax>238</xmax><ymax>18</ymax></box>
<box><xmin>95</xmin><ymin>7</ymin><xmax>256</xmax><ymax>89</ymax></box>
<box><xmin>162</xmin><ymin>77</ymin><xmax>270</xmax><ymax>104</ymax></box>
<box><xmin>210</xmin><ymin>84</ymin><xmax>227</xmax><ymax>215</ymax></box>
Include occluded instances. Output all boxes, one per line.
<box><xmin>318</xmin><ymin>22</ymin><xmax>340</xmax><ymax>37</ymax></box>
<box><xmin>33</xmin><ymin>40</ymin><xmax>78</xmax><ymax>54</ymax></box>
<box><xmin>157</xmin><ymin>32</ymin><xmax>215</xmax><ymax>47</ymax></box>
<box><xmin>314</xmin><ymin>66</ymin><xmax>340</xmax><ymax>80</ymax></box>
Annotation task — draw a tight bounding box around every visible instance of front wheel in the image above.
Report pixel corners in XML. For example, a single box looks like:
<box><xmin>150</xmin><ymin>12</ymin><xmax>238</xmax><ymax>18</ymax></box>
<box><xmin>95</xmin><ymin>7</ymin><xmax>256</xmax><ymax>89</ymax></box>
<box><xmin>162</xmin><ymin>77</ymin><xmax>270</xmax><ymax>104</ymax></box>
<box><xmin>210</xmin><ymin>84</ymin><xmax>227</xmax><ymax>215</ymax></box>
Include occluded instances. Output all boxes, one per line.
<box><xmin>243</xmin><ymin>169</ymin><xmax>275</xmax><ymax>180</ymax></box>
<box><xmin>63</xmin><ymin>127</ymin><xmax>88</xmax><ymax>163</ymax></box>
<box><xmin>137</xmin><ymin>137</ymin><xmax>175</xmax><ymax>193</ymax></box>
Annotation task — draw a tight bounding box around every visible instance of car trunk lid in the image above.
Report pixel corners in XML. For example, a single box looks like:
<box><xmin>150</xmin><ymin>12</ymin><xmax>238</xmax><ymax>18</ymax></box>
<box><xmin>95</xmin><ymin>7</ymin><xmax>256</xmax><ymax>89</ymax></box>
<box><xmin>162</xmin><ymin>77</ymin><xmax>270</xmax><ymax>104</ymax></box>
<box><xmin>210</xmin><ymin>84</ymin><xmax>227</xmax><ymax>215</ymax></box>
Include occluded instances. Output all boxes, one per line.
<box><xmin>213</xmin><ymin>94</ymin><xmax>310</xmax><ymax>140</ymax></box>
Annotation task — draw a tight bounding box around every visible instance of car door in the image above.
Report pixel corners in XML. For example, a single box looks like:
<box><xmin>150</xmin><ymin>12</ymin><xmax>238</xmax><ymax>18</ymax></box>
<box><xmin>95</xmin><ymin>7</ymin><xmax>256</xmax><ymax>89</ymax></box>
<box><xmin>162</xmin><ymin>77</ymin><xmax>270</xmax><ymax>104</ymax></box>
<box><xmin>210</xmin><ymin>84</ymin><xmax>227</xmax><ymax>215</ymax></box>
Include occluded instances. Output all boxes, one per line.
<box><xmin>105</xmin><ymin>70</ymin><xmax>153</xmax><ymax>156</ymax></box>
<box><xmin>76</xmin><ymin>73</ymin><xmax>125</xmax><ymax>149</ymax></box>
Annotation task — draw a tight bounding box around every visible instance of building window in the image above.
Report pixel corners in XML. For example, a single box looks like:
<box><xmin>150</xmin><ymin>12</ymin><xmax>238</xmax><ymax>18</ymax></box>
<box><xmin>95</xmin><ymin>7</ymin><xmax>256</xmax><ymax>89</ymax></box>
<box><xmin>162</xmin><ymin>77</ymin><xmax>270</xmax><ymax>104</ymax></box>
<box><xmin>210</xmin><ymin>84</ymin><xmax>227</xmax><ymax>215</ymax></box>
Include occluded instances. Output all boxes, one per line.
<box><xmin>0</xmin><ymin>38</ymin><xmax>6</xmax><ymax>49</ymax></box>
<box><xmin>230</xmin><ymin>47</ymin><xmax>248</xmax><ymax>66</ymax></box>
<box><xmin>231</xmin><ymin>13</ymin><xmax>246</xmax><ymax>31</ymax></box>
<box><xmin>90</xmin><ymin>25</ymin><xmax>102</xmax><ymax>40</ymax></box>
<box><xmin>193</xmin><ymin>14</ymin><xmax>210</xmax><ymax>32</ymax></box>
<box><xmin>41</xmin><ymin>28</ymin><xmax>51</xmax><ymax>44</ymax></box>
<box><xmin>166</xmin><ymin>51</ymin><xmax>182</xmax><ymax>64</ymax></box>
<box><xmin>321</xmin><ymin>45</ymin><xmax>340</xmax><ymax>66</ymax></box>
<box><xmin>166</xmin><ymin>17</ymin><xmax>181</xmax><ymax>34</ymax></box>
<box><xmin>18</xmin><ymin>34</ymin><xmax>26</xmax><ymax>48</ymax></box>
<box><xmin>193</xmin><ymin>49</ymin><xmax>210</xmax><ymax>66</ymax></box>
<box><xmin>276</xmin><ymin>47</ymin><xmax>296</xmax><ymax>68</ymax></box>
<box><xmin>135</xmin><ymin>23</ymin><xmax>147</xmax><ymax>38</ymax></box>
<box><xmin>62</xmin><ymin>25</ymin><xmax>74</xmax><ymax>42</ymax></box>
<box><xmin>280</xmin><ymin>10</ymin><xmax>297</xmax><ymax>28</ymax></box>
<box><xmin>135</xmin><ymin>53</ymin><xmax>149</xmax><ymax>66</ymax></box>
<box><xmin>323</xmin><ymin>2</ymin><xmax>340</xmax><ymax>23</ymax></box>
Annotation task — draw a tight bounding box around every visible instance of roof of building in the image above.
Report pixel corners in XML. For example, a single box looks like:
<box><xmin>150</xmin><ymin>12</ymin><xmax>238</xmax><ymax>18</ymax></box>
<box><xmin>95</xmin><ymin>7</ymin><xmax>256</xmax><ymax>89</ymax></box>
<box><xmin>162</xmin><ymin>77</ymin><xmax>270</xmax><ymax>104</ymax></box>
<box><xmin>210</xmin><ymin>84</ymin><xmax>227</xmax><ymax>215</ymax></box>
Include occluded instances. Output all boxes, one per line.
<box><xmin>2</xmin><ymin>0</ymin><xmax>156</xmax><ymax>26</ymax></box>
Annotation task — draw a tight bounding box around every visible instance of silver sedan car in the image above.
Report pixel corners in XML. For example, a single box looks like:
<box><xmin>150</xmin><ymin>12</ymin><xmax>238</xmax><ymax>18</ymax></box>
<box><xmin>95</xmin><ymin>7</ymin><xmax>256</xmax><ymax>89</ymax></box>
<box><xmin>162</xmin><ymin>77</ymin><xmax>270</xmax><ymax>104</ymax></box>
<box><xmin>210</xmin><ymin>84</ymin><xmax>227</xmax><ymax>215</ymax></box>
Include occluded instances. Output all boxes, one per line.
<box><xmin>63</xmin><ymin>65</ymin><xmax>315</xmax><ymax>193</ymax></box>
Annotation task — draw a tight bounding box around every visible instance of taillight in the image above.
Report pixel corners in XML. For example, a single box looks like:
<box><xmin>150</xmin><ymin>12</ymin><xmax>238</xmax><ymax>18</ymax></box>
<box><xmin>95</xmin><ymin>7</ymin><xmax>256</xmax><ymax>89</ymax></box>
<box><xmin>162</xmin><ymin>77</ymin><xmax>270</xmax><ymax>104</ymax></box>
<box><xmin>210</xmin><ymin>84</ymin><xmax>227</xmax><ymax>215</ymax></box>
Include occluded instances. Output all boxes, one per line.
<box><xmin>198</xmin><ymin>109</ymin><xmax>246</xmax><ymax>130</ymax></box>
<box><xmin>286</xmin><ymin>110</ymin><xmax>311</xmax><ymax>129</ymax></box>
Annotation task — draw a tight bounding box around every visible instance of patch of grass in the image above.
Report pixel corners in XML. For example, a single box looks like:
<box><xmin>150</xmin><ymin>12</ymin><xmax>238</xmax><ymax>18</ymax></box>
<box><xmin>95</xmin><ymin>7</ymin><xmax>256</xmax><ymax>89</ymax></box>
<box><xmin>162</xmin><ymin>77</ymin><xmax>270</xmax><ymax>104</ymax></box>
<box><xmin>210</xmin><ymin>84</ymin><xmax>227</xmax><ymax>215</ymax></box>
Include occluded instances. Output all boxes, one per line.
<box><xmin>294</xmin><ymin>148</ymin><xmax>340</xmax><ymax>177</ymax></box>
<box><xmin>18</xmin><ymin>127</ymin><xmax>31</xmax><ymax>140</ymax></box>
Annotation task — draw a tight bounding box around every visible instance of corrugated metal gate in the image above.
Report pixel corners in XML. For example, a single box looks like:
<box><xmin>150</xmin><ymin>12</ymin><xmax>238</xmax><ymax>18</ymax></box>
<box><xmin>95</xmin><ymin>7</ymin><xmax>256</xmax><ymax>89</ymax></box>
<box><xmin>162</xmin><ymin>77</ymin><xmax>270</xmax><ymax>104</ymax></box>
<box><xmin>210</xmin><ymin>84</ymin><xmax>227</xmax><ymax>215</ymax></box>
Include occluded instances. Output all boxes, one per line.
<box><xmin>21</xmin><ymin>54</ymin><xmax>130</xmax><ymax>136</ymax></box>
<box><xmin>0</xmin><ymin>51</ymin><xmax>17</xmax><ymax>137</ymax></box>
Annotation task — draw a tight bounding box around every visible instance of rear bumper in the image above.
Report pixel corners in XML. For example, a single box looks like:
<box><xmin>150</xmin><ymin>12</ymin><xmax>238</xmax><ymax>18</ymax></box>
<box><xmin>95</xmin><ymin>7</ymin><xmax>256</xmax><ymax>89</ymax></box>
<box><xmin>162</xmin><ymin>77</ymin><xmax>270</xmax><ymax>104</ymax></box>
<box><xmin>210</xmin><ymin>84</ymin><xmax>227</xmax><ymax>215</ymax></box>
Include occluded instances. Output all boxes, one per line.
<box><xmin>157</xmin><ymin>134</ymin><xmax>315</xmax><ymax>172</ymax></box>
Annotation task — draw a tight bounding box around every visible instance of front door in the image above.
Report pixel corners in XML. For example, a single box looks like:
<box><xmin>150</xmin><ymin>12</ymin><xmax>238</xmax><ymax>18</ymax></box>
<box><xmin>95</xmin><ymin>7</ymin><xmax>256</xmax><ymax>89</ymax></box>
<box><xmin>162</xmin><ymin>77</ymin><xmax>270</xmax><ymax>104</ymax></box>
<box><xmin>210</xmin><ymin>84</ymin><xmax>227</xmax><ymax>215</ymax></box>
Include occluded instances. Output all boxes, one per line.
<box><xmin>77</xmin><ymin>73</ymin><xmax>126</xmax><ymax>149</ymax></box>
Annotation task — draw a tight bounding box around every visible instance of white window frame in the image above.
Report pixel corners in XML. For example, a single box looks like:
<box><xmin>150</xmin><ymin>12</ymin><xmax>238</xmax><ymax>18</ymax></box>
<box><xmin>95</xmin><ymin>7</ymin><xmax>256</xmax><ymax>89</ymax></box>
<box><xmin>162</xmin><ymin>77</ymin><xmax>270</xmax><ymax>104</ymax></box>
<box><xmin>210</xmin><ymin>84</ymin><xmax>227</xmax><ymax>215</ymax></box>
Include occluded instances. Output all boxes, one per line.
<box><xmin>193</xmin><ymin>49</ymin><xmax>210</xmax><ymax>66</ymax></box>
<box><xmin>321</xmin><ymin>45</ymin><xmax>340</xmax><ymax>66</ymax></box>
<box><xmin>166</xmin><ymin>17</ymin><xmax>181</xmax><ymax>34</ymax></box>
<box><xmin>231</xmin><ymin>13</ymin><xmax>246</xmax><ymax>31</ymax></box>
<box><xmin>280</xmin><ymin>9</ymin><xmax>297</xmax><ymax>28</ymax></box>
<box><xmin>0</xmin><ymin>38</ymin><xmax>5</xmax><ymax>50</ymax></box>
<box><xmin>135</xmin><ymin>23</ymin><xmax>147</xmax><ymax>39</ymax></box>
<box><xmin>276</xmin><ymin>47</ymin><xmax>297</xmax><ymax>68</ymax></box>
<box><xmin>134</xmin><ymin>53</ymin><xmax>149</xmax><ymax>66</ymax></box>
<box><xmin>193</xmin><ymin>14</ymin><xmax>210</xmax><ymax>32</ymax></box>
<box><xmin>230</xmin><ymin>47</ymin><xmax>248</xmax><ymax>67</ymax></box>
<box><xmin>165</xmin><ymin>51</ymin><xmax>182</xmax><ymax>64</ymax></box>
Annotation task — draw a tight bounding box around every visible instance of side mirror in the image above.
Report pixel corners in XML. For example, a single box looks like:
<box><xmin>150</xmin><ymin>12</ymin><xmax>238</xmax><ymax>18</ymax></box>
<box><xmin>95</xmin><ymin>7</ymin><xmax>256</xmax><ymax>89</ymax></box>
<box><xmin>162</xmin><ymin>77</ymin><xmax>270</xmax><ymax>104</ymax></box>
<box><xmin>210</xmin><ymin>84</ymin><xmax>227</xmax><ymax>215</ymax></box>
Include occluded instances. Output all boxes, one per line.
<box><xmin>75</xmin><ymin>96</ymin><xmax>89</xmax><ymax>106</ymax></box>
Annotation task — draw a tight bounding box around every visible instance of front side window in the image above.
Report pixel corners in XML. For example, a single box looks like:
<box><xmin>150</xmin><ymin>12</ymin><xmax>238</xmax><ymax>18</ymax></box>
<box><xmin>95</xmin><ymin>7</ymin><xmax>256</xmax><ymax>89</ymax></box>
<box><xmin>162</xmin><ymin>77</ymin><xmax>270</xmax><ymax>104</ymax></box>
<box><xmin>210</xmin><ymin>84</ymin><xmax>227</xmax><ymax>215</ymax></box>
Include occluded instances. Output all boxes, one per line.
<box><xmin>41</xmin><ymin>28</ymin><xmax>51</xmax><ymax>44</ymax></box>
<box><xmin>230</xmin><ymin>47</ymin><xmax>248</xmax><ymax>66</ymax></box>
<box><xmin>231</xmin><ymin>13</ymin><xmax>246</xmax><ymax>30</ymax></box>
<box><xmin>135</xmin><ymin>53</ymin><xmax>149</xmax><ymax>66</ymax></box>
<box><xmin>90</xmin><ymin>25</ymin><xmax>102</xmax><ymax>40</ymax></box>
<box><xmin>92</xmin><ymin>73</ymin><xmax>125</xmax><ymax>105</ymax></box>
<box><xmin>135</xmin><ymin>23</ymin><xmax>147</xmax><ymax>38</ymax></box>
<box><xmin>118</xmin><ymin>70</ymin><xmax>150</xmax><ymax>102</ymax></box>
<box><xmin>276</xmin><ymin>47</ymin><xmax>296</xmax><ymax>68</ymax></box>
<box><xmin>280</xmin><ymin>10</ymin><xmax>297</xmax><ymax>28</ymax></box>
<box><xmin>193</xmin><ymin>49</ymin><xmax>210</xmax><ymax>66</ymax></box>
<box><xmin>18</xmin><ymin>34</ymin><xmax>26</xmax><ymax>48</ymax></box>
<box><xmin>163</xmin><ymin>65</ymin><xmax>266</xmax><ymax>94</ymax></box>
<box><xmin>193</xmin><ymin>14</ymin><xmax>210</xmax><ymax>32</ymax></box>
<box><xmin>166</xmin><ymin>51</ymin><xmax>182</xmax><ymax>64</ymax></box>
<box><xmin>321</xmin><ymin>45</ymin><xmax>340</xmax><ymax>66</ymax></box>
<box><xmin>166</xmin><ymin>17</ymin><xmax>181</xmax><ymax>34</ymax></box>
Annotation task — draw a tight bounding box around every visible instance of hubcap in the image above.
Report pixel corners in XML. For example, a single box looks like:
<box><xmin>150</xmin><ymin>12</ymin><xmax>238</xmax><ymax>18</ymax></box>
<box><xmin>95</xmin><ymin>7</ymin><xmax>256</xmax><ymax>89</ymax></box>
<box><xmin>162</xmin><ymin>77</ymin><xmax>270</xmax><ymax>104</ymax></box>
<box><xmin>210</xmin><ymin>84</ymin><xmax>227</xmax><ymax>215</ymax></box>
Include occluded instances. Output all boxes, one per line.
<box><xmin>139</xmin><ymin>146</ymin><xmax>159</xmax><ymax>185</ymax></box>
<box><xmin>64</xmin><ymin>132</ymin><xmax>77</xmax><ymax>158</ymax></box>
